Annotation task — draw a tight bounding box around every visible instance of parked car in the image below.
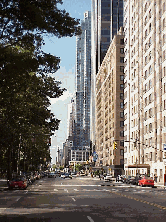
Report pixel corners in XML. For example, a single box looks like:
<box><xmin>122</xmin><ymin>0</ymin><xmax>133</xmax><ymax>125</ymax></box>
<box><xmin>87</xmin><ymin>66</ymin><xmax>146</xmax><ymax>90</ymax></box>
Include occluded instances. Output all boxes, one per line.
<box><xmin>126</xmin><ymin>176</ymin><xmax>135</xmax><ymax>184</ymax></box>
<box><xmin>139</xmin><ymin>177</ymin><xmax>154</xmax><ymax>187</ymax></box>
<box><xmin>54</xmin><ymin>171</ymin><xmax>61</xmax><ymax>177</ymax></box>
<box><xmin>61</xmin><ymin>173</ymin><xmax>72</xmax><ymax>179</ymax></box>
<box><xmin>116</xmin><ymin>175</ymin><xmax>123</xmax><ymax>182</ymax></box>
<box><xmin>48</xmin><ymin>172</ymin><xmax>56</xmax><ymax>178</ymax></box>
<box><xmin>122</xmin><ymin>175</ymin><xmax>127</xmax><ymax>183</ymax></box>
<box><xmin>131</xmin><ymin>176</ymin><xmax>142</xmax><ymax>185</ymax></box>
<box><xmin>104</xmin><ymin>174</ymin><xmax>113</xmax><ymax>181</ymax></box>
<box><xmin>8</xmin><ymin>176</ymin><xmax>28</xmax><ymax>190</ymax></box>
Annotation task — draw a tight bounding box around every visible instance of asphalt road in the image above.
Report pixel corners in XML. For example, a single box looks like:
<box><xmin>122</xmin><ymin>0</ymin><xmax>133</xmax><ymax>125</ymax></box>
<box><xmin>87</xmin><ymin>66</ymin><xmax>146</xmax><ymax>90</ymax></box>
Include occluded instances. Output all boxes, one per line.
<box><xmin>0</xmin><ymin>176</ymin><xmax>166</xmax><ymax>221</ymax></box>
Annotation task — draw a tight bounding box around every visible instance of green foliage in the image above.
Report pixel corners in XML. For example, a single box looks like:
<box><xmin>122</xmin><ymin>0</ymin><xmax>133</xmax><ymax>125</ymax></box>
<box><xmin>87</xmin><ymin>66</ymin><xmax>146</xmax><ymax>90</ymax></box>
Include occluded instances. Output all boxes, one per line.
<box><xmin>0</xmin><ymin>0</ymin><xmax>81</xmax><ymax>176</ymax></box>
<box><xmin>75</xmin><ymin>164</ymin><xmax>83</xmax><ymax>172</ymax></box>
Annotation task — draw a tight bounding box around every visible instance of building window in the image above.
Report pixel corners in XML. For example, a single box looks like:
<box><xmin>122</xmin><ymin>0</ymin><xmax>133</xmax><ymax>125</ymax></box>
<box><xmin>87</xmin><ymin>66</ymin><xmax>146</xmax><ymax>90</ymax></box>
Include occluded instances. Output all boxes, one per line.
<box><xmin>120</xmin><ymin>93</ymin><xmax>124</xmax><ymax>100</ymax></box>
<box><xmin>149</xmin><ymin>23</ymin><xmax>151</xmax><ymax>32</ymax></box>
<box><xmin>120</xmin><ymin>66</ymin><xmax>124</xmax><ymax>73</ymax></box>
<box><xmin>164</xmin><ymin>82</ymin><xmax>166</xmax><ymax>93</ymax></box>
<box><xmin>120</xmin><ymin>38</ymin><xmax>124</xmax><ymax>44</ymax></box>
<box><xmin>120</xmin><ymin>141</ymin><xmax>124</xmax><ymax>147</ymax></box>
<box><xmin>164</xmin><ymin>67</ymin><xmax>166</xmax><ymax>77</ymax></box>
<box><xmin>149</xmin><ymin>123</ymin><xmax>152</xmax><ymax>132</ymax></box>
<box><xmin>149</xmin><ymin>94</ymin><xmax>152</xmax><ymax>103</ymax></box>
<box><xmin>163</xmin><ymin>34</ymin><xmax>166</xmax><ymax>44</ymax></box>
<box><xmin>120</xmin><ymin>84</ymin><xmax>124</xmax><ymax>89</ymax></box>
<box><xmin>164</xmin><ymin>50</ymin><xmax>166</xmax><ymax>60</ymax></box>
<box><xmin>120</xmin><ymin>131</ymin><xmax>124</xmax><ymax>137</ymax></box>
<box><xmin>145</xmin><ymin>70</ymin><xmax>148</xmax><ymax>79</ymax></box>
<box><xmin>120</xmin><ymin>149</ymin><xmax>124</xmax><ymax>156</ymax></box>
<box><xmin>120</xmin><ymin>102</ymin><xmax>124</xmax><ymax>108</ymax></box>
<box><xmin>120</xmin><ymin>112</ymin><xmax>124</xmax><ymax>118</ymax></box>
<box><xmin>149</xmin><ymin>37</ymin><xmax>152</xmax><ymax>47</ymax></box>
<box><xmin>149</xmin><ymin>65</ymin><xmax>152</xmax><ymax>74</ymax></box>
<box><xmin>120</xmin><ymin>57</ymin><xmax>124</xmax><ymax>63</ymax></box>
<box><xmin>164</xmin><ymin>116</ymin><xmax>166</xmax><ymax>127</ymax></box>
<box><xmin>149</xmin><ymin>51</ymin><xmax>151</xmax><ymax>60</ymax></box>
<box><xmin>120</xmin><ymin>48</ymin><xmax>124</xmax><ymax>54</ymax></box>
<box><xmin>120</xmin><ymin>121</ymin><xmax>124</xmax><ymax>127</ymax></box>
<box><xmin>149</xmin><ymin>79</ymin><xmax>152</xmax><ymax>89</ymax></box>
<box><xmin>149</xmin><ymin>9</ymin><xmax>152</xmax><ymax>19</ymax></box>
<box><xmin>149</xmin><ymin>108</ymin><xmax>152</xmax><ymax>117</ymax></box>
<box><xmin>163</xmin><ymin>18</ymin><xmax>165</xmax><ymax>29</ymax></box>
<box><xmin>164</xmin><ymin>100</ymin><xmax>166</xmax><ymax>110</ymax></box>
<box><xmin>120</xmin><ymin>75</ymin><xmax>124</xmax><ymax>81</ymax></box>
<box><xmin>120</xmin><ymin>159</ymin><xmax>124</xmax><ymax>165</ymax></box>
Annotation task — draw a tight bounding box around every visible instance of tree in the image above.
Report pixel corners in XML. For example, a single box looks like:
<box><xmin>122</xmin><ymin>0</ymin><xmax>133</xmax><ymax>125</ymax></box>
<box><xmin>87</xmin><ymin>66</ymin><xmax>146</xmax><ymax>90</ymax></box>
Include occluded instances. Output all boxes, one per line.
<box><xmin>0</xmin><ymin>0</ymin><xmax>81</xmax><ymax>177</ymax></box>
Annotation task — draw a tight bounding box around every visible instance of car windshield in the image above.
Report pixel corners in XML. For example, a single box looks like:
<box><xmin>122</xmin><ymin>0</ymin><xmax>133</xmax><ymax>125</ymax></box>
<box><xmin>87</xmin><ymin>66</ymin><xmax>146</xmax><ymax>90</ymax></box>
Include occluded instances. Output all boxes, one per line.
<box><xmin>12</xmin><ymin>177</ymin><xmax>25</xmax><ymax>181</ymax></box>
<box><xmin>144</xmin><ymin>177</ymin><xmax>153</xmax><ymax>180</ymax></box>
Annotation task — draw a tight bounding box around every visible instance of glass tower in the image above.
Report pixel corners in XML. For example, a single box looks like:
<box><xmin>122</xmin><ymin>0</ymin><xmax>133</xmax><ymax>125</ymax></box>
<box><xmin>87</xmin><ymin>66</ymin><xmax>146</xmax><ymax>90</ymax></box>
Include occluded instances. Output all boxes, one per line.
<box><xmin>74</xmin><ymin>11</ymin><xmax>91</xmax><ymax>160</ymax></box>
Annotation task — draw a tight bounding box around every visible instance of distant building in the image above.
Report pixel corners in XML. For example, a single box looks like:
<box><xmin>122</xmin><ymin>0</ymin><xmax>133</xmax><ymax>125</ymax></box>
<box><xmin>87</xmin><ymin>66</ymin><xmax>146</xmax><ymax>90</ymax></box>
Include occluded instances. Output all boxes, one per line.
<box><xmin>72</xmin><ymin>11</ymin><xmax>91</xmax><ymax>163</ymax></box>
<box><xmin>95</xmin><ymin>27</ymin><xmax>125</xmax><ymax>177</ymax></box>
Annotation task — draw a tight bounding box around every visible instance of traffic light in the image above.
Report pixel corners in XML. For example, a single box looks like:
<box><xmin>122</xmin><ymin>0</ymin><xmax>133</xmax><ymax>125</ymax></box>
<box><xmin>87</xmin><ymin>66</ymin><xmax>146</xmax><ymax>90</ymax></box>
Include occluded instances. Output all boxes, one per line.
<box><xmin>114</xmin><ymin>141</ymin><xmax>117</xmax><ymax>149</ymax></box>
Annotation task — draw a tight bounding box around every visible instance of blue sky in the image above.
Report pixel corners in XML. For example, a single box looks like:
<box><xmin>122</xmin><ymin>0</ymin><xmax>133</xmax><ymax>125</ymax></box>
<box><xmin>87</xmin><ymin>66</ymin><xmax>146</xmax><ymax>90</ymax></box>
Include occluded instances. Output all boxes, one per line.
<box><xmin>42</xmin><ymin>0</ymin><xmax>91</xmax><ymax>164</ymax></box>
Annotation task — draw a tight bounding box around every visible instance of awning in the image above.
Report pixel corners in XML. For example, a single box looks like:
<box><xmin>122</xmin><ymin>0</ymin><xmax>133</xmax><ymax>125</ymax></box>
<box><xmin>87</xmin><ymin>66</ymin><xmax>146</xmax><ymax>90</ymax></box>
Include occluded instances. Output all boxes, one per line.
<box><xmin>126</xmin><ymin>164</ymin><xmax>150</xmax><ymax>169</ymax></box>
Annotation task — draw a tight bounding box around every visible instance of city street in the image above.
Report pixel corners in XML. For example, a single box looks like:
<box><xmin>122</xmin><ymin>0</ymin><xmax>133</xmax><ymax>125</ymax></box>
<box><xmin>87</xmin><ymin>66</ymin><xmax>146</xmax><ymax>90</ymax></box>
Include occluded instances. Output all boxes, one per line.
<box><xmin>0</xmin><ymin>176</ymin><xmax>166</xmax><ymax>221</ymax></box>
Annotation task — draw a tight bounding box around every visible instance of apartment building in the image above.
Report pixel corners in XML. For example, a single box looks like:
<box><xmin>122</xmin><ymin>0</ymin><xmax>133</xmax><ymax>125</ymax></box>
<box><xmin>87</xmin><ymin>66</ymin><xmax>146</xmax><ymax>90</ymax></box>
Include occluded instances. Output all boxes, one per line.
<box><xmin>91</xmin><ymin>0</ymin><xmax>124</xmax><ymax>149</ymax></box>
<box><xmin>95</xmin><ymin>27</ymin><xmax>125</xmax><ymax>177</ymax></box>
<box><xmin>124</xmin><ymin>0</ymin><xmax>166</xmax><ymax>182</ymax></box>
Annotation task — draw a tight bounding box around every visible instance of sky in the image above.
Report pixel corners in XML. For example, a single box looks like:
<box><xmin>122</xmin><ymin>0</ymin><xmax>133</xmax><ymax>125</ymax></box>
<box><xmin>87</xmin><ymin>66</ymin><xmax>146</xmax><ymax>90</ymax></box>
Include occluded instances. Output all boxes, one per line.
<box><xmin>42</xmin><ymin>0</ymin><xmax>91</xmax><ymax>164</ymax></box>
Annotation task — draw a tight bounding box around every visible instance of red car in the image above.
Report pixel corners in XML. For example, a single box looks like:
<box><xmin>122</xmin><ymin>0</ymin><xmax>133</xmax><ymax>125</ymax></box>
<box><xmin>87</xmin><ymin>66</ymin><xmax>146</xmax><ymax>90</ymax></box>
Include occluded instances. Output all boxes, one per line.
<box><xmin>139</xmin><ymin>177</ymin><xmax>154</xmax><ymax>187</ymax></box>
<box><xmin>8</xmin><ymin>176</ymin><xmax>28</xmax><ymax>190</ymax></box>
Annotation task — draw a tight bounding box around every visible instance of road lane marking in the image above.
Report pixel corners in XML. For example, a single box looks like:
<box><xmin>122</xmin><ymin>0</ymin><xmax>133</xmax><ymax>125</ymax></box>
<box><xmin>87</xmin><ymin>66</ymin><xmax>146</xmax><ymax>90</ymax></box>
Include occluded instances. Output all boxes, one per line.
<box><xmin>110</xmin><ymin>190</ymin><xmax>166</xmax><ymax>210</ymax></box>
<box><xmin>87</xmin><ymin>216</ymin><xmax>94</xmax><ymax>222</ymax></box>
<box><xmin>53</xmin><ymin>185</ymin><xmax>101</xmax><ymax>187</ymax></box>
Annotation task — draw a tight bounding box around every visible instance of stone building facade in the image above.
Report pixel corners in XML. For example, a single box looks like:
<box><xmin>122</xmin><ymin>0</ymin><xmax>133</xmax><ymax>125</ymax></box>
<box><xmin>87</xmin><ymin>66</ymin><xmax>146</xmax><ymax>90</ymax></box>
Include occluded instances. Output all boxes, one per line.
<box><xmin>95</xmin><ymin>27</ymin><xmax>125</xmax><ymax>177</ymax></box>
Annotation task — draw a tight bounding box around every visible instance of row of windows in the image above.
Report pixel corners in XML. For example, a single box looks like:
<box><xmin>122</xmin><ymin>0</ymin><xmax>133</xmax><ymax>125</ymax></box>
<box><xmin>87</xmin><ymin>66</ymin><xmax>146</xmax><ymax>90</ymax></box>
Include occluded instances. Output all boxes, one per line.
<box><xmin>144</xmin><ymin>94</ymin><xmax>153</xmax><ymax>106</ymax></box>
<box><xmin>144</xmin><ymin>79</ymin><xmax>152</xmax><ymax>92</ymax></box>
<box><xmin>144</xmin><ymin>108</ymin><xmax>153</xmax><ymax>120</ymax></box>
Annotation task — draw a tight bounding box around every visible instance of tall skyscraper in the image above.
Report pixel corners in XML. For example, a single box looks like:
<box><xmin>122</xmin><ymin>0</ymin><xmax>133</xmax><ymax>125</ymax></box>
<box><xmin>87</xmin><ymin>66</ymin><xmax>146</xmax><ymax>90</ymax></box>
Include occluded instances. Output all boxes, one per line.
<box><xmin>71</xmin><ymin>11</ymin><xmax>91</xmax><ymax>162</ymax></box>
<box><xmin>91</xmin><ymin>0</ymin><xmax>124</xmax><ymax>148</ymax></box>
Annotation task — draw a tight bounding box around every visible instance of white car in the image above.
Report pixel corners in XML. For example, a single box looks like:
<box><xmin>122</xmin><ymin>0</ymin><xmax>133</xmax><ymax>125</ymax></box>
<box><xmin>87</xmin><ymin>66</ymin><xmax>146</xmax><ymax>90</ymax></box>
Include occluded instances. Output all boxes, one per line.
<box><xmin>104</xmin><ymin>174</ymin><xmax>113</xmax><ymax>181</ymax></box>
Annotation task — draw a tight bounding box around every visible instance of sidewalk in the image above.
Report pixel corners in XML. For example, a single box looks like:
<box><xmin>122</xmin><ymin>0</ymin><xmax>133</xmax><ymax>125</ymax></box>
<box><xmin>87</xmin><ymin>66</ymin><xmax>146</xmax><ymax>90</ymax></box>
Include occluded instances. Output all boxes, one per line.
<box><xmin>154</xmin><ymin>181</ymin><xmax>166</xmax><ymax>188</ymax></box>
<box><xmin>0</xmin><ymin>179</ymin><xmax>8</xmax><ymax>190</ymax></box>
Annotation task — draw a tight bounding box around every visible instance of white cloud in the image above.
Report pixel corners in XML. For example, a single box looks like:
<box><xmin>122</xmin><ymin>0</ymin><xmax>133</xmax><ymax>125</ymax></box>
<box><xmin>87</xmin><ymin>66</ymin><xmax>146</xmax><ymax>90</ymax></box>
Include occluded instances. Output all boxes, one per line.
<box><xmin>50</xmin><ymin>90</ymin><xmax>74</xmax><ymax>105</ymax></box>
